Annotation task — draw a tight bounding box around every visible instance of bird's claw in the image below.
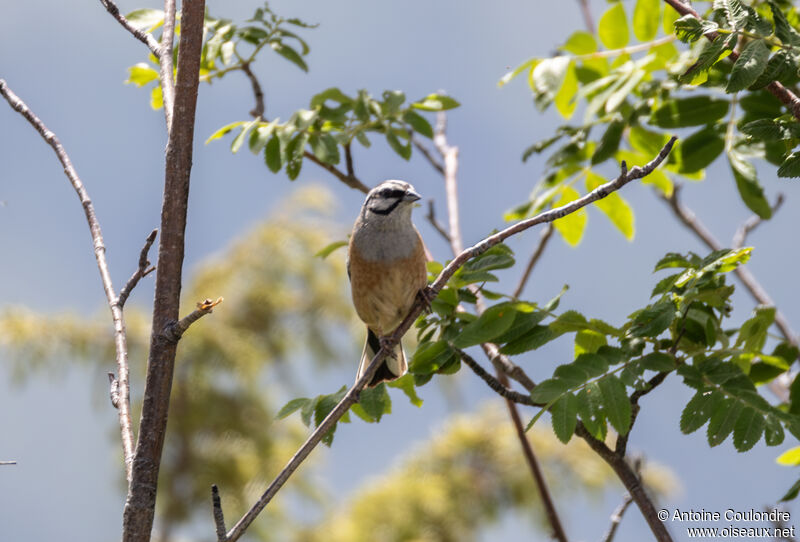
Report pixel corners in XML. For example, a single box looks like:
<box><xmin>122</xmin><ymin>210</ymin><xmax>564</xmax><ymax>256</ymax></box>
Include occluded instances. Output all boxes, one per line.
<box><xmin>417</xmin><ymin>287</ymin><xmax>435</xmax><ymax>313</ymax></box>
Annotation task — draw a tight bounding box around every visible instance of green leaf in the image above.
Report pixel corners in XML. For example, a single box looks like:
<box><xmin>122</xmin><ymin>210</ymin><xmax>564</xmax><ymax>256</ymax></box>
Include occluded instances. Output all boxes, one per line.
<box><xmin>271</xmin><ymin>42</ymin><xmax>308</xmax><ymax>72</ymax></box>
<box><xmin>591</xmin><ymin>120</ymin><xmax>625</xmax><ymax>165</ymax></box>
<box><xmin>387</xmin><ymin>374</ymin><xmax>423</xmax><ymax>407</ymax></box>
<box><xmin>577</xmin><ymin>384</ymin><xmax>607</xmax><ymax>440</ymax></box>
<box><xmin>575</xmin><ymin>329</ymin><xmax>607</xmax><ymax>356</ymax></box>
<box><xmin>544</xmin><ymin>285</ymin><xmax>569</xmax><ymax>312</ymax></box>
<box><xmin>126</xmin><ymin>63</ymin><xmax>159</xmax><ymax>87</ymax></box>
<box><xmin>598</xmin><ymin>2</ymin><xmax>630</xmax><ymax>49</ymax></box>
<box><xmin>409</xmin><ymin>341</ymin><xmax>454</xmax><ymax>374</ymax></box>
<box><xmin>310</xmin><ymin>87</ymin><xmax>352</xmax><ymax>108</ymax></box>
<box><xmin>676</xmin><ymin>126</ymin><xmax>725</xmax><ymax>173</ymax></box>
<box><xmin>630</xmin><ymin>298</ymin><xmax>676</xmax><ymax>338</ymax></box>
<box><xmin>633</xmin><ymin>0</ymin><xmax>661</xmax><ymax>41</ymax></box>
<box><xmin>276</xmin><ymin>397</ymin><xmax>309</xmax><ymax>419</ymax></box>
<box><xmin>550</xmin><ymin>310</ymin><xmax>589</xmax><ymax>334</ymax></box>
<box><xmin>651</xmin><ymin>96</ymin><xmax>730</xmax><ymax>128</ymax></box>
<box><xmin>551</xmin><ymin>393</ymin><xmax>579</xmax><ymax>443</ymax></box>
<box><xmin>552</xmin><ymin>186</ymin><xmax>587</xmax><ymax>246</ymax></box>
<box><xmin>728</xmin><ymin>150</ymin><xmax>772</xmax><ymax>219</ymax></box>
<box><xmin>586</xmin><ymin>170</ymin><xmax>634</xmax><ymax>240</ymax></box>
<box><xmin>726</xmin><ymin>39</ymin><xmax>770</xmax><ymax>93</ymax></box>
<box><xmin>531</xmin><ymin>378</ymin><xmax>571</xmax><ymax>403</ymax></box>
<box><xmin>150</xmin><ymin>85</ymin><xmax>163</xmax><ymax>110</ymax></box>
<box><xmin>764</xmin><ymin>415</ymin><xmax>785</xmax><ymax>446</ymax></box>
<box><xmin>562</xmin><ymin>31</ymin><xmax>597</xmax><ymax>54</ymax></box>
<box><xmin>463</xmin><ymin>244</ymin><xmax>515</xmax><ymax>272</ymax></box>
<box><xmin>707</xmin><ymin>397</ymin><xmax>743</xmax><ymax>447</ymax></box>
<box><xmin>453</xmin><ymin>303</ymin><xmax>518</xmax><ymax>348</ymax></box>
<box><xmin>778</xmin><ymin>446</ymin><xmax>800</xmax><ymax>466</ymax></box>
<box><xmin>125</xmin><ymin>8</ymin><xmax>164</xmax><ymax>32</ymax></box>
<box><xmin>741</xmin><ymin>118</ymin><xmax>800</xmax><ymax>141</ymax></box>
<box><xmin>386</xmin><ymin>131</ymin><xmax>411</xmax><ymax>160</ymax></box>
<box><xmin>554</xmin><ymin>62</ymin><xmax>579</xmax><ymax>119</ymax></box>
<box><xmin>654</xmin><ymin>252</ymin><xmax>696</xmax><ymax>271</ymax></box>
<box><xmin>679</xmin><ymin>35</ymin><xmax>733</xmax><ymax>84</ymax></box>
<box><xmin>264</xmin><ymin>135</ymin><xmax>282</xmax><ymax>173</ymax></box>
<box><xmin>531</xmin><ymin>57</ymin><xmax>571</xmax><ymax>107</ymax></box>
<box><xmin>681</xmin><ymin>390</ymin><xmax>722</xmax><ymax>433</ymax></box>
<box><xmin>357</xmin><ymin>383</ymin><xmax>392</xmax><ymax>422</ymax></box>
<box><xmin>673</xmin><ymin>15</ymin><xmax>706</xmax><ymax>43</ymax></box>
<box><xmin>403</xmin><ymin>110</ymin><xmax>434</xmax><ymax>138</ymax></box>
<box><xmin>494</xmin><ymin>310</ymin><xmax>548</xmax><ymax>344</ymax></box>
<box><xmin>314</xmin><ymin>240</ymin><xmax>347</xmax><ymax>259</ymax></box>
<box><xmin>736</xmin><ymin>306</ymin><xmax>775</xmax><ymax>353</ymax></box>
<box><xmin>310</xmin><ymin>133</ymin><xmax>340</xmax><ymax>164</ymax></box>
<box><xmin>249</xmin><ymin>121</ymin><xmax>277</xmax><ymax>154</ymax></box>
<box><xmin>500</xmin><ymin>325</ymin><xmax>558</xmax><ymax>355</ymax></box>
<box><xmin>498</xmin><ymin>58</ymin><xmax>538</xmax><ymax>87</ymax></box>
<box><xmin>780</xmin><ymin>478</ymin><xmax>800</xmax><ymax>502</ymax></box>
<box><xmin>315</xmin><ymin>386</ymin><xmax>347</xmax><ymax>446</ymax></box>
<box><xmin>778</xmin><ymin>152</ymin><xmax>800</xmax><ymax>178</ymax></box>
<box><xmin>412</xmin><ymin>94</ymin><xmax>460</xmax><ymax>111</ymax></box>
<box><xmin>205</xmin><ymin>121</ymin><xmax>246</xmax><ymax>144</ymax></box>
<box><xmin>231</xmin><ymin>120</ymin><xmax>258</xmax><ymax>154</ymax></box>
<box><xmin>641</xmin><ymin>352</ymin><xmax>676</xmax><ymax>372</ymax></box>
<box><xmin>732</xmin><ymin>407</ymin><xmax>765</xmax><ymax>452</ymax></box>
<box><xmin>597</xmin><ymin>375</ymin><xmax>631</xmax><ymax>435</ymax></box>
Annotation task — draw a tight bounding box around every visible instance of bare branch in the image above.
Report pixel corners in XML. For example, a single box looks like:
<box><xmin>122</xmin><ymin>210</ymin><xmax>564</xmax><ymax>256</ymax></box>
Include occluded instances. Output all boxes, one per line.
<box><xmin>513</xmin><ymin>223</ymin><xmax>554</xmax><ymax>299</ymax></box>
<box><xmin>109</xmin><ymin>372</ymin><xmax>121</xmax><ymax>408</ymax></box>
<box><xmin>0</xmin><ymin>461</ymin><xmax>18</xmax><ymax>466</ymax></box>
<box><xmin>216</xmin><ymin>137</ymin><xmax>677</xmax><ymax>541</ymax></box>
<box><xmin>241</xmin><ymin>62</ymin><xmax>265</xmax><ymax>119</ymax></box>
<box><xmin>211</xmin><ymin>485</ymin><xmax>227</xmax><ymax>541</ymax></box>
<box><xmin>344</xmin><ymin>143</ymin><xmax>355</xmax><ymax>180</ymax></box>
<box><xmin>426</xmin><ymin>200</ymin><xmax>452</xmax><ymax>243</ymax></box>
<box><xmin>663</xmin><ymin>186</ymin><xmax>798</xmax><ymax>353</ymax></box>
<box><xmin>733</xmin><ymin>194</ymin><xmax>785</xmax><ymax>249</ymax></box>
<box><xmin>0</xmin><ymin>78</ymin><xmax>136</xmax><ymax>483</ymax></box>
<box><xmin>412</xmin><ymin>137</ymin><xmax>445</xmax><ymax>175</ymax></box>
<box><xmin>457</xmin><ymin>349</ymin><xmax>541</xmax><ymax>406</ymax></box>
<box><xmin>99</xmin><ymin>0</ymin><xmax>162</xmax><ymax>56</ymax></box>
<box><xmin>303</xmin><ymin>150</ymin><xmax>370</xmax><ymax>193</ymax></box>
<box><xmin>576</xmin><ymin>0</ymin><xmax>595</xmax><ymax>33</ymax></box>
<box><xmin>164</xmin><ymin>297</ymin><xmax>224</xmax><ymax>343</ymax></box>
<box><xmin>122</xmin><ymin>1</ymin><xmax>207</xmax><ymax>539</ymax></box>
<box><xmin>662</xmin><ymin>0</ymin><xmax>800</xmax><ymax>121</ymax></box>
<box><xmin>433</xmin><ymin>112</ymin><xmax>463</xmax><ymax>254</ymax></box>
<box><xmin>159</xmin><ymin>0</ymin><xmax>177</xmax><ymax>131</ymax></box>
<box><xmin>481</xmin><ymin>343</ymin><xmax>538</xmax><ymax>391</ymax></box>
<box><xmin>602</xmin><ymin>494</ymin><xmax>635</xmax><ymax>542</ymax></box>
<box><xmin>118</xmin><ymin>229</ymin><xmax>158</xmax><ymax>309</ymax></box>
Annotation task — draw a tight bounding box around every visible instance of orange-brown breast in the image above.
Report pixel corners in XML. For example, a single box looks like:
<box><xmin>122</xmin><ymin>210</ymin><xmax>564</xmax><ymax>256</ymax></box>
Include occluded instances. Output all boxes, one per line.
<box><xmin>348</xmin><ymin>233</ymin><xmax>427</xmax><ymax>336</ymax></box>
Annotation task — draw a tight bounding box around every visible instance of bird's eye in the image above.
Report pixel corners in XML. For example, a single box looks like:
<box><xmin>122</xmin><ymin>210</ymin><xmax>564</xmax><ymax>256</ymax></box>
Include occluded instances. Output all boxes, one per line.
<box><xmin>379</xmin><ymin>188</ymin><xmax>405</xmax><ymax>199</ymax></box>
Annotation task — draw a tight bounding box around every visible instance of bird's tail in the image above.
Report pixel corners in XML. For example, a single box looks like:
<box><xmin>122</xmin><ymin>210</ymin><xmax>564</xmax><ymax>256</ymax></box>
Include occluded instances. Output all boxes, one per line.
<box><xmin>356</xmin><ymin>328</ymin><xmax>407</xmax><ymax>387</ymax></box>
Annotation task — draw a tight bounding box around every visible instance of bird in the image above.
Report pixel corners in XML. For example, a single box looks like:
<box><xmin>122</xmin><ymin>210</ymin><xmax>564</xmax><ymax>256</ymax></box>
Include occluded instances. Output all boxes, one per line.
<box><xmin>347</xmin><ymin>179</ymin><xmax>428</xmax><ymax>387</ymax></box>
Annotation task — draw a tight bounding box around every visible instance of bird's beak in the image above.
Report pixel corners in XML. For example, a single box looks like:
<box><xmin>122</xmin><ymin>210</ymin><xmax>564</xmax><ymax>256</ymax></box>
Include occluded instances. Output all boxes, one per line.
<box><xmin>403</xmin><ymin>189</ymin><xmax>421</xmax><ymax>202</ymax></box>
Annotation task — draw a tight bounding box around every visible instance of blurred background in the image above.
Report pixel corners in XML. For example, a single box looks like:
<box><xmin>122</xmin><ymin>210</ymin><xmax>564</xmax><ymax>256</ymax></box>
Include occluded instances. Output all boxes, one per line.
<box><xmin>1</xmin><ymin>1</ymin><xmax>799</xmax><ymax>540</ymax></box>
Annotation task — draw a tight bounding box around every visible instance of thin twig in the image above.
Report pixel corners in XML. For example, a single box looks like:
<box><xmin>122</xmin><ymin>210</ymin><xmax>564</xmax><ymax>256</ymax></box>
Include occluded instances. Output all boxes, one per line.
<box><xmin>426</xmin><ymin>200</ymin><xmax>452</xmax><ymax>243</ymax></box>
<box><xmin>616</xmin><ymin>371</ymin><xmax>671</xmax><ymax>457</ymax></box>
<box><xmin>457</xmin><ymin>349</ymin><xmax>541</xmax><ymax>406</ymax></box>
<box><xmin>99</xmin><ymin>0</ymin><xmax>162</xmax><ymax>56</ymax></box>
<box><xmin>118</xmin><ymin>229</ymin><xmax>158</xmax><ymax>309</ymax></box>
<box><xmin>211</xmin><ymin>485</ymin><xmax>227</xmax><ymax>541</ymax></box>
<box><xmin>577</xmin><ymin>0</ymin><xmax>595</xmax><ymax>33</ymax></box>
<box><xmin>344</xmin><ymin>143</ymin><xmax>355</xmax><ymax>179</ymax></box>
<box><xmin>733</xmin><ymin>194</ymin><xmax>785</xmax><ymax>249</ymax></box>
<box><xmin>164</xmin><ymin>297</ymin><xmax>224</xmax><ymax>343</ymax></box>
<box><xmin>663</xmin><ymin>186</ymin><xmax>798</xmax><ymax>352</ymax></box>
<box><xmin>215</xmin><ymin>136</ymin><xmax>677</xmax><ymax>542</ymax></box>
<box><xmin>0</xmin><ymin>78</ymin><xmax>136</xmax><ymax>483</ymax></box>
<box><xmin>482</xmin><ymin>343</ymin><xmax>538</xmax><ymax>391</ymax></box>
<box><xmin>159</xmin><ymin>0</ymin><xmax>177</xmax><ymax>131</ymax></box>
<box><xmin>602</xmin><ymin>494</ymin><xmax>635</xmax><ymax>542</ymax></box>
<box><xmin>0</xmin><ymin>461</ymin><xmax>17</xmax><ymax>466</ymax></box>
<box><xmin>513</xmin><ymin>223</ymin><xmax>554</xmax><ymax>299</ymax></box>
<box><xmin>241</xmin><ymin>62</ymin><xmax>265</xmax><ymax>118</ymax></box>
<box><xmin>412</xmin><ymin>137</ymin><xmax>445</xmax><ymax>175</ymax></box>
<box><xmin>662</xmin><ymin>0</ymin><xmax>800</xmax><ymax>121</ymax></box>
<box><xmin>433</xmin><ymin>112</ymin><xmax>463</xmax><ymax>254</ymax></box>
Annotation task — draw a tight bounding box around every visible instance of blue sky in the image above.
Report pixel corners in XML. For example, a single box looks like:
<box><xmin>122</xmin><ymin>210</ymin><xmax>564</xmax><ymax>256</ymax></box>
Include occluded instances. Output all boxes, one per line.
<box><xmin>2</xmin><ymin>1</ymin><xmax>800</xmax><ymax>540</ymax></box>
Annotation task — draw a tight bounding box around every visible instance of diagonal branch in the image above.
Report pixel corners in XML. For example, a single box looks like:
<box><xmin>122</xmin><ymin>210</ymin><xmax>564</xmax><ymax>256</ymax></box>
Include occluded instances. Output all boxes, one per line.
<box><xmin>118</xmin><ymin>229</ymin><xmax>158</xmax><ymax>309</ymax></box>
<box><xmin>733</xmin><ymin>194</ymin><xmax>784</xmax><ymax>250</ymax></box>
<box><xmin>164</xmin><ymin>297</ymin><xmax>224</xmax><ymax>343</ymax></box>
<box><xmin>426</xmin><ymin>199</ymin><xmax>452</xmax><ymax>244</ymax></box>
<box><xmin>241</xmin><ymin>62</ymin><xmax>265</xmax><ymax>119</ymax></box>
<box><xmin>456</xmin><ymin>349</ymin><xmax>541</xmax><ymax>406</ymax></box>
<box><xmin>212</xmin><ymin>136</ymin><xmax>677</xmax><ymax>542</ymax></box>
<box><xmin>662</xmin><ymin>0</ymin><xmax>800</xmax><ymax>121</ymax></box>
<box><xmin>0</xmin><ymin>78</ymin><xmax>137</xmax><ymax>483</ymax></box>
<box><xmin>159</xmin><ymin>0</ymin><xmax>177</xmax><ymax>131</ymax></box>
<box><xmin>99</xmin><ymin>0</ymin><xmax>162</xmax><ymax>56</ymax></box>
<box><xmin>513</xmin><ymin>223</ymin><xmax>554</xmax><ymax>299</ymax></box>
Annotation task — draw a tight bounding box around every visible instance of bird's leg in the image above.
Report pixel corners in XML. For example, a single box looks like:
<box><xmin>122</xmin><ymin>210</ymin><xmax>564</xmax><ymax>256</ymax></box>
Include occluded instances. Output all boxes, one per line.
<box><xmin>416</xmin><ymin>286</ymin><xmax>435</xmax><ymax>313</ymax></box>
<box><xmin>379</xmin><ymin>336</ymin><xmax>398</xmax><ymax>358</ymax></box>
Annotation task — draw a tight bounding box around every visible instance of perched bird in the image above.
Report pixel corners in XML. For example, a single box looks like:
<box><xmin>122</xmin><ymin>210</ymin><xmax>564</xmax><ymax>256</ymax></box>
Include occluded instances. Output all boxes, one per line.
<box><xmin>348</xmin><ymin>180</ymin><xmax>428</xmax><ymax>387</ymax></box>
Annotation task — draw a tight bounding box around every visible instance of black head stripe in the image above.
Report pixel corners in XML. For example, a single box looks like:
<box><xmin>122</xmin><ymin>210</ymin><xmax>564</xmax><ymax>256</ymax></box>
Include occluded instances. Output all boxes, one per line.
<box><xmin>379</xmin><ymin>188</ymin><xmax>406</xmax><ymax>199</ymax></box>
<box><xmin>370</xmin><ymin>198</ymin><xmax>403</xmax><ymax>215</ymax></box>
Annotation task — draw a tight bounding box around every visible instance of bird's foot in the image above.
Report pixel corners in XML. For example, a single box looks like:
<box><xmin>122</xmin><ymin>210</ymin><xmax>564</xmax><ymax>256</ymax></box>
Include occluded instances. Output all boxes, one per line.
<box><xmin>379</xmin><ymin>336</ymin><xmax>398</xmax><ymax>358</ymax></box>
<box><xmin>417</xmin><ymin>287</ymin><xmax>436</xmax><ymax>313</ymax></box>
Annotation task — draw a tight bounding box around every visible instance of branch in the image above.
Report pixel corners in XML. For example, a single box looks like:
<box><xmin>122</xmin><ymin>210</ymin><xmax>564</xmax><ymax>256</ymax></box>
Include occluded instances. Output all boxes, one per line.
<box><xmin>482</xmin><ymin>342</ymin><xmax>538</xmax><ymax>392</ymax></box>
<box><xmin>211</xmin><ymin>485</ymin><xmax>227</xmax><ymax>541</ymax></box>
<box><xmin>0</xmin><ymin>461</ymin><xmax>17</xmax><ymax>466</ymax></box>
<box><xmin>616</xmin><ymin>371</ymin><xmax>671</xmax><ymax>457</ymax></box>
<box><xmin>513</xmin><ymin>223</ymin><xmax>554</xmax><ymax>299</ymax></box>
<box><xmin>662</xmin><ymin>186</ymin><xmax>798</xmax><ymax>351</ymax></box>
<box><xmin>662</xmin><ymin>0</ymin><xmax>800</xmax><ymax>121</ymax></box>
<box><xmin>99</xmin><ymin>0</ymin><xmax>162</xmax><ymax>56</ymax></box>
<box><xmin>602</xmin><ymin>493</ymin><xmax>635</xmax><ymax>542</ymax></box>
<box><xmin>118</xmin><ymin>229</ymin><xmax>158</xmax><ymax>309</ymax></box>
<box><xmin>433</xmin><ymin>112</ymin><xmax>463</xmax><ymax>254</ymax></box>
<box><xmin>576</xmin><ymin>0</ymin><xmax>595</xmax><ymax>33</ymax></box>
<box><xmin>164</xmin><ymin>297</ymin><xmax>224</xmax><ymax>343</ymax></box>
<box><xmin>241</xmin><ymin>62</ymin><xmax>265</xmax><ymax>118</ymax></box>
<box><xmin>122</xmin><ymin>1</ymin><xmax>207</xmax><ymax>539</ymax></box>
<box><xmin>426</xmin><ymin>200</ymin><xmax>452</xmax><ymax>243</ymax></box>
<box><xmin>0</xmin><ymin>78</ymin><xmax>136</xmax><ymax>483</ymax></box>
<box><xmin>733</xmin><ymin>194</ymin><xmax>784</xmax><ymax>249</ymax></box>
<box><xmin>159</xmin><ymin>0</ymin><xmax>177</xmax><ymax>131</ymax></box>
<box><xmin>214</xmin><ymin>137</ymin><xmax>677</xmax><ymax>541</ymax></box>
<box><xmin>412</xmin><ymin>137</ymin><xmax>445</xmax><ymax>175</ymax></box>
<box><xmin>457</xmin><ymin>349</ymin><xmax>541</xmax><ymax>406</ymax></box>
